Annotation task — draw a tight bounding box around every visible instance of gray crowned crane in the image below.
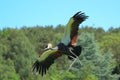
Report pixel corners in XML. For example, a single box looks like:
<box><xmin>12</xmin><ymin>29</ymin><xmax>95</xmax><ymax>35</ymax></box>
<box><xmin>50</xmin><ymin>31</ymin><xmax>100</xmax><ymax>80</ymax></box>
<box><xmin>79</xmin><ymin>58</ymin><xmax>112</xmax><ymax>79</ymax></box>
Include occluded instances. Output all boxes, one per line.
<box><xmin>32</xmin><ymin>11</ymin><xmax>88</xmax><ymax>76</ymax></box>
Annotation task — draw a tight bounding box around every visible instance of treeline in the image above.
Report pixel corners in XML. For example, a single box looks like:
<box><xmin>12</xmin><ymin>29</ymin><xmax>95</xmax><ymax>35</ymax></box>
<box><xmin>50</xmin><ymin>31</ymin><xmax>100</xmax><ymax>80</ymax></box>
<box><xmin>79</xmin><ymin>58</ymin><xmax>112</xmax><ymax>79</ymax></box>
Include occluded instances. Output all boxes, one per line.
<box><xmin>0</xmin><ymin>25</ymin><xmax>120</xmax><ymax>80</ymax></box>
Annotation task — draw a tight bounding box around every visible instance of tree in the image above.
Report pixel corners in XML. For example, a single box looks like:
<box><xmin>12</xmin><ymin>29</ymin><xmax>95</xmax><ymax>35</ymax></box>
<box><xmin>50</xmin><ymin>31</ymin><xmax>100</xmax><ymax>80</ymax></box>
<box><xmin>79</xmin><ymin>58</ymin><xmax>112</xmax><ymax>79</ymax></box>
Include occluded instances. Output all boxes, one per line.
<box><xmin>99</xmin><ymin>32</ymin><xmax>120</xmax><ymax>63</ymax></box>
<box><xmin>68</xmin><ymin>33</ymin><xmax>118</xmax><ymax>80</ymax></box>
<box><xmin>0</xmin><ymin>57</ymin><xmax>20</xmax><ymax>80</ymax></box>
<box><xmin>0</xmin><ymin>26</ymin><xmax>120</xmax><ymax>80</ymax></box>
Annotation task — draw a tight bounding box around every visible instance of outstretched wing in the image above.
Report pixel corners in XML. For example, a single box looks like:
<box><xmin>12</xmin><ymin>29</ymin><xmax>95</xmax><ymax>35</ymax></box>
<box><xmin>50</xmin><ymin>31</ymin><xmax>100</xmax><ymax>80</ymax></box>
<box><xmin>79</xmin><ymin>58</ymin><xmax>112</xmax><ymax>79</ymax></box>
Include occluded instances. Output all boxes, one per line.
<box><xmin>61</xmin><ymin>11</ymin><xmax>88</xmax><ymax>46</ymax></box>
<box><xmin>32</xmin><ymin>49</ymin><xmax>62</xmax><ymax>76</ymax></box>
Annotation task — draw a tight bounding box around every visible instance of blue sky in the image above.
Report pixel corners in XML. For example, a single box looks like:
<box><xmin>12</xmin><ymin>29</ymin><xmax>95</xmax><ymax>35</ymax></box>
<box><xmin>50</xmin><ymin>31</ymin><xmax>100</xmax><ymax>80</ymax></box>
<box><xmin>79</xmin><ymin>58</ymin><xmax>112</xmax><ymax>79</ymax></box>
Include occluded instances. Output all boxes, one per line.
<box><xmin>0</xmin><ymin>0</ymin><xmax>120</xmax><ymax>30</ymax></box>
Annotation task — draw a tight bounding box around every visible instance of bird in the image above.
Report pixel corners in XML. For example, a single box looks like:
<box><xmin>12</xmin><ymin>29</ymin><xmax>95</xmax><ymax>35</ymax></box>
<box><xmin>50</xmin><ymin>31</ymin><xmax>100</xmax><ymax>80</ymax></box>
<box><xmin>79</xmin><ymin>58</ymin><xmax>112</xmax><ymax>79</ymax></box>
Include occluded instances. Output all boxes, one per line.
<box><xmin>32</xmin><ymin>11</ymin><xmax>88</xmax><ymax>76</ymax></box>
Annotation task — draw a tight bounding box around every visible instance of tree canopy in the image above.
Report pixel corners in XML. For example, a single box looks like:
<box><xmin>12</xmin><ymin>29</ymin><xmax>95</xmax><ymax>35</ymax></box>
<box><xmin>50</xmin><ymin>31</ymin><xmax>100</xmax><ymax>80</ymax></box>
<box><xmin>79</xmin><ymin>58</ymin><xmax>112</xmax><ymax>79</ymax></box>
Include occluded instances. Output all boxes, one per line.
<box><xmin>0</xmin><ymin>25</ymin><xmax>120</xmax><ymax>80</ymax></box>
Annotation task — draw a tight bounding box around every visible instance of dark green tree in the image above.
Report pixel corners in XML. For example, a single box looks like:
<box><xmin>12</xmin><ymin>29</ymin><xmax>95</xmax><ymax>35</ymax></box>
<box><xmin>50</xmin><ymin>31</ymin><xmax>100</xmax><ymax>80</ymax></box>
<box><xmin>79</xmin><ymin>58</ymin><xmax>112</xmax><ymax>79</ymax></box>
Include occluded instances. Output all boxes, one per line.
<box><xmin>0</xmin><ymin>57</ymin><xmax>20</xmax><ymax>80</ymax></box>
<box><xmin>67</xmin><ymin>33</ymin><xmax>118</xmax><ymax>80</ymax></box>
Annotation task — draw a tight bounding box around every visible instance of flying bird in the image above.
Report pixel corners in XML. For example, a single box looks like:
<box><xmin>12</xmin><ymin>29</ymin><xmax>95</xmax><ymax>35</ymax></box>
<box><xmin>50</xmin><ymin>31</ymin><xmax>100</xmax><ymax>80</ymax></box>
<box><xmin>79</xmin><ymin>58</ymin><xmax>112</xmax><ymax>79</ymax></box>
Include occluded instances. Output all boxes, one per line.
<box><xmin>32</xmin><ymin>11</ymin><xmax>88</xmax><ymax>76</ymax></box>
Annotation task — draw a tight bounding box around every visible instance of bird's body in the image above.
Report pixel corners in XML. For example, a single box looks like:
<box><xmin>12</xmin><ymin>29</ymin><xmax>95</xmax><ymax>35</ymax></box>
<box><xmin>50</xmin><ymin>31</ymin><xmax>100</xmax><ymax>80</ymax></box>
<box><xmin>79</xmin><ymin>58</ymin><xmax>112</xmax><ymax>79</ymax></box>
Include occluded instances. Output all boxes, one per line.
<box><xmin>32</xmin><ymin>11</ymin><xmax>88</xmax><ymax>76</ymax></box>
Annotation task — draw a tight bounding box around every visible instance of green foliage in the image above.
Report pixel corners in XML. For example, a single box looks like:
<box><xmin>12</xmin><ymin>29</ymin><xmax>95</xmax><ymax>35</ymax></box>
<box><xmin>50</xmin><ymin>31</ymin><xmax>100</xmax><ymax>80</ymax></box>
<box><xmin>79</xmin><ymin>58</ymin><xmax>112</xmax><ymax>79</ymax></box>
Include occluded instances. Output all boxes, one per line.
<box><xmin>84</xmin><ymin>74</ymin><xmax>99</xmax><ymax>80</ymax></box>
<box><xmin>0</xmin><ymin>26</ymin><xmax>120</xmax><ymax>80</ymax></box>
<box><xmin>99</xmin><ymin>32</ymin><xmax>120</xmax><ymax>63</ymax></box>
<box><xmin>69</xmin><ymin>33</ymin><xmax>118</xmax><ymax>80</ymax></box>
<box><xmin>0</xmin><ymin>57</ymin><xmax>20</xmax><ymax>80</ymax></box>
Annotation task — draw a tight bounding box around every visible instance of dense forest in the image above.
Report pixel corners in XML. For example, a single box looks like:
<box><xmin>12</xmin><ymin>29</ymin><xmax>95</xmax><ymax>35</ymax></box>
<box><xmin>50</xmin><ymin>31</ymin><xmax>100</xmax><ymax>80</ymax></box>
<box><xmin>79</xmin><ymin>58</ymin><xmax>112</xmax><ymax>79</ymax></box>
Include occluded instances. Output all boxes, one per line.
<box><xmin>0</xmin><ymin>25</ymin><xmax>120</xmax><ymax>80</ymax></box>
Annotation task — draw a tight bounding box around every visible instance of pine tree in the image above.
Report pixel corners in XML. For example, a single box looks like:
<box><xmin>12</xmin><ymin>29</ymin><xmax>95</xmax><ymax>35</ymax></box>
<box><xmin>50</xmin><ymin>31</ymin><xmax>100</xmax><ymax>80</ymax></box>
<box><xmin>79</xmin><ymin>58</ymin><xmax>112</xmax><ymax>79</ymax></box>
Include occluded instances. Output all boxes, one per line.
<box><xmin>68</xmin><ymin>33</ymin><xmax>118</xmax><ymax>80</ymax></box>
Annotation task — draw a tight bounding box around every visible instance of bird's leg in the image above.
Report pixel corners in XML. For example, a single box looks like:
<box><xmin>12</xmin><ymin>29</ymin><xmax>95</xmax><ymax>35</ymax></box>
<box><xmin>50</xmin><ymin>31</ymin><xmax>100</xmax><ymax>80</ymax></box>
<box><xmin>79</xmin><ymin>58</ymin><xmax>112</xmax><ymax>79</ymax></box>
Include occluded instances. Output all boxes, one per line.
<box><xmin>69</xmin><ymin>49</ymin><xmax>82</xmax><ymax>65</ymax></box>
<box><xmin>67</xmin><ymin>58</ymin><xmax>77</xmax><ymax>71</ymax></box>
<box><xmin>75</xmin><ymin>56</ymin><xmax>82</xmax><ymax>65</ymax></box>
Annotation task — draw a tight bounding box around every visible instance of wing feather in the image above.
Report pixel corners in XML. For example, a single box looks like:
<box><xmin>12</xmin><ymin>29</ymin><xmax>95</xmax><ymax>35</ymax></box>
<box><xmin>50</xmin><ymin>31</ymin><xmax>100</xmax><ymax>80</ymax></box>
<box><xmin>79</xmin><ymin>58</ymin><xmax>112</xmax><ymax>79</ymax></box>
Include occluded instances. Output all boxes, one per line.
<box><xmin>61</xmin><ymin>11</ymin><xmax>88</xmax><ymax>46</ymax></box>
<box><xmin>32</xmin><ymin>49</ymin><xmax>62</xmax><ymax>76</ymax></box>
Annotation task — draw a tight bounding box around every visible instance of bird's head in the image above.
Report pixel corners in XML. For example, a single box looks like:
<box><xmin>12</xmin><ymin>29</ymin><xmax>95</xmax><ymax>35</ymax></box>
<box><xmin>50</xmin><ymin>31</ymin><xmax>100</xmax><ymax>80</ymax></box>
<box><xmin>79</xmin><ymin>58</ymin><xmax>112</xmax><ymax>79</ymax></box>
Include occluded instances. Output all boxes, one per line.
<box><xmin>44</xmin><ymin>43</ymin><xmax>52</xmax><ymax>50</ymax></box>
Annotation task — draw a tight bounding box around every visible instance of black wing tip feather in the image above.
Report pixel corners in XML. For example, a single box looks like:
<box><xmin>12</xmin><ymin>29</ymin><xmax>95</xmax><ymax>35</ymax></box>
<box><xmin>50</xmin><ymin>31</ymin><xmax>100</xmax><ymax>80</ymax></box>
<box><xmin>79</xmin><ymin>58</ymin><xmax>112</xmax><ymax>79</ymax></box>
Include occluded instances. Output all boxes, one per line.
<box><xmin>73</xmin><ymin>11</ymin><xmax>88</xmax><ymax>22</ymax></box>
<box><xmin>32</xmin><ymin>60</ymin><xmax>48</xmax><ymax>76</ymax></box>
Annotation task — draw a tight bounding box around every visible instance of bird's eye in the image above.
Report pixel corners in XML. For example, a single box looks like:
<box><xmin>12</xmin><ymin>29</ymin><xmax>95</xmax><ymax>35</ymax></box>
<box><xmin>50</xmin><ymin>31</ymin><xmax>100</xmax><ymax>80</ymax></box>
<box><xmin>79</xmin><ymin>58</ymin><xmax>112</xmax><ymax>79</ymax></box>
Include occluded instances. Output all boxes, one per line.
<box><xmin>45</xmin><ymin>45</ymin><xmax>48</xmax><ymax>48</ymax></box>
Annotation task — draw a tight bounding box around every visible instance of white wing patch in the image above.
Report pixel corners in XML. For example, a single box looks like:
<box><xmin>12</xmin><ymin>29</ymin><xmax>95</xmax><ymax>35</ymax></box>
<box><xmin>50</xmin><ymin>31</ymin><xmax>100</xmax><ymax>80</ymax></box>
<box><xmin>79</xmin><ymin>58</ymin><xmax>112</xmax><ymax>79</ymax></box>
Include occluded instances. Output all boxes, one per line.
<box><xmin>61</xmin><ymin>18</ymin><xmax>74</xmax><ymax>45</ymax></box>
